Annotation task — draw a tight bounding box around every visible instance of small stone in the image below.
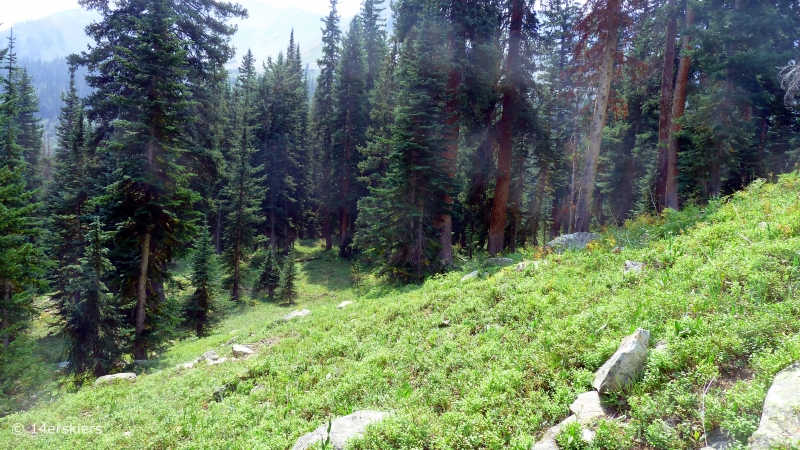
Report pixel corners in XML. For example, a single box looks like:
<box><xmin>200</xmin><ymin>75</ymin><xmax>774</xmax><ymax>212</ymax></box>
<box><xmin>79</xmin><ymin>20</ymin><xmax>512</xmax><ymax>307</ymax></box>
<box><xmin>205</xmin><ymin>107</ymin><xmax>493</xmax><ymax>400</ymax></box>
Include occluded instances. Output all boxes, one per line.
<box><xmin>486</xmin><ymin>257</ymin><xmax>513</xmax><ymax>266</ymax></box>
<box><xmin>581</xmin><ymin>428</ymin><xmax>595</xmax><ymax>443</ymax></box>
<box><xmin>438</xmin><ymin>319</ymin><xmax>450</xmax><ymax>328</ymax></box>
<box><xmin>623</xmin><ymin>260</ymin><xmax>644</xmax><ymax>273</ymax></box>
<box><xmin>122</xmin><ymin>431</ymin><xmax>131</xmax><ymax>437</ymax></box>
<box><xmin>226</xmin><ymin>337</ymin><xmax>236</xmax><ymax>345</ymax></box>
<box><xmin>292</xmin><ymin>410</ymin><xmax>389</xmax><ymax>450</ymax></box>
<box><xmin>232</xmin><ymin>344</ymin><xmax>255</xmax><ymax>357</ymax></box>
<box><xmin>750</xmin><ymin>361</ymin><xmax>800</xmax><ymax>449</ymax></box>
<box><xmin>177</xmin><ymin>362</ymin><xmax>195</xmax><ymax>370</ymax></box>
<box><xmin>515</xmin><ymin>262</ymin><xmax>528</xmax><ymax>272</ymax></box>
<box><xmin>283</xmin><ymin>309</ymin><xmax>311</xmax><ymax>321</ymax></box>
<box><xmin>250</xmin><ymin>384</ymin><xmax>265</xmax><ymax>395</ymax></box>
<box><xmin>199</xmin><ymin>350</ymin><xmax>219</xmax><ymax>362</ymax></box>
<box><xmin>207</xmin><ymin>357</ymin><xmax>228</xmax><ymax>365</ymax></box>
<box><xmin>326</xmin><ymin>373</ymin><xmax>333</xmax><ymax>380</ymax></box>
<box><xmin>654</xmin><ymin>341</ymin><xmax>668</xmax><ymax>352</ymax></box>
<box><xmin>336</xmin><ymin>301</ymin><xmax>353</xmax><ymax>309</ymax></box>
<box><xmin>57</xmin><ymin>361</ymin><xmax>70</xmax><ymax>369</ymax></box>
<box><xmin>533</xmin><ymin>415</ymin><xmax>577</xmax><ymax>450</ymax></box>
<box><xmin>593</xmin><ymin>328</ymin><xmax>650</xmax><ymax>394</ymax></box>
<box><xmin>94</xmin><ymin>372</ymin><xmax>137</xmax><ymax>386</ymax></box>
<box><xmin>758</xmin><ymin>221</ymin><xmax>768</xmax><ymax>229</ymax></box>
<box><xmin>460</xmin><ymin>270</ymin><xmax>479</xmax><ymax>282</ymax></box>
<box><xmin>569</xmin><ymin>391</ymin><xmax>609</xmax><ymax>425</ymax></box>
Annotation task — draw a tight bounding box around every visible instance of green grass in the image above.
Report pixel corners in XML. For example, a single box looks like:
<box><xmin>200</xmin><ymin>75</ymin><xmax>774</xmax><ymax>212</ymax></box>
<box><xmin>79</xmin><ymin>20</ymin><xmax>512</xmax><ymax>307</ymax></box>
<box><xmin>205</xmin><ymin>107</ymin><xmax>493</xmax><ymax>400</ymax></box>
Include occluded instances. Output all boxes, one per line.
<box><xmin>2</xmin><ymin>174</ymin><xmax>800</xmax><ymax>449</ymax></box>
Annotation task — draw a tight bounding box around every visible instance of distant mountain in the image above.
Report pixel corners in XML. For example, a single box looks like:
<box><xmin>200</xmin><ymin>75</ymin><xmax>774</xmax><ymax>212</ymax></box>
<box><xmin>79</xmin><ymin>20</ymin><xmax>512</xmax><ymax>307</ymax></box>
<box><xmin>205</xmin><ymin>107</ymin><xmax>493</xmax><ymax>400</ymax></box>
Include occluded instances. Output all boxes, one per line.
<box><xmin>0</xmin><ymin>9</ymin><xmax>101</xmax><ymax>61</ymax></box>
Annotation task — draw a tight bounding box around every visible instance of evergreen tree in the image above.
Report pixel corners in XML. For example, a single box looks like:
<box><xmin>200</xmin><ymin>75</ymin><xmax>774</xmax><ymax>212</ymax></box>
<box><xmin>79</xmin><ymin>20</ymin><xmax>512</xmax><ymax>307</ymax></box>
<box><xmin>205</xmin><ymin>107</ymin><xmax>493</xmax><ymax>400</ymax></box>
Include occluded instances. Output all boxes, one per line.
<box><xmin>46</xmin><ymin>61</ymin><xmax>94</xmax><ymax>338</ymax></box>
<box><xmin>356</xmin><ymin>20</ymin><xmax>450</xmax><ymax>281</ymax></box>
<box><xmin>359</xmin><ymin>0</ymin><xmax>388</xmax><ymax>96</ymax></box>
<box><xmin>183</xmin><ymin>223</ymin><xmax>220</xmax><ymax>337</ymax></box>
<box><xmin>276</xmin><ymin>249</ymin><xmax>298</xmax><ymax>304</ymax></box>
<box><xmin>78</xmin><ymin>0</ymin><xmax>246</xmax><ymax>359</ymax></box>
<box><xmin>11</xmin><ymin>69</ymin><xmax>44</xmax><ymax>198</ymax></box>
<box><xmin>61</xmin><ymin>219</ymin><xmax>125</xmax><ymax>381</ymax></box>
<box><xmin>311</xmin><ymin>1</ymin><xmax>341</xmax><ymax>251</ymax></box>
<box><xmin>221</xmin><ymin>50</ymin><xmax>265</xmax><ymax>302</ymax></box>
<box><xmin>331</xmin><ymin>17</ymin><xmax>369</xmax><ymax>257</ymax></box>
<box><xmin>253</xmin><ymin>247</ymin><xmax>280</xmax><ymax>300</ymax></box>
<box><xmin>0</xmin><ymin>41</ymin><xmax>43</xmax><ymax>348</ymax></box>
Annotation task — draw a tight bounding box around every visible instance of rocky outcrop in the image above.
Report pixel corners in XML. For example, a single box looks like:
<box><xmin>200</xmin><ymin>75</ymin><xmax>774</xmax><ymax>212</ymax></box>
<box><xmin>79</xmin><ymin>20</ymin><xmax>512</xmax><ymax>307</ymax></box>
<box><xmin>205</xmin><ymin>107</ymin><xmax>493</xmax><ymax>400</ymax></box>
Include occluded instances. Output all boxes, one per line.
<box><xmin>593</xmin><ymin>328</ymin><xmax>650</xmax><ymax>393</ymax></box>
<box><xmin>545</xmin><ymin>232</ymin><xmax>601</xmax><ymax>253</ymax></box>
<box><xmin>283</xmin><ymin>309</ymin><xmax>311</xmax><ymax>321</ymax></box>
<box><xmin>94</xmin><ymin>372</ymin><xmax>137</xmax><ymax>386</ymax></box>
<box><xmin>749</xmin><ymin>361</ymin><xmax>800</xmax><ymax>449</ymax></box>
<box><xmin>292</xmin><ymin>410</ymin><xmax>389</xmax><ymax>450</ymax></box>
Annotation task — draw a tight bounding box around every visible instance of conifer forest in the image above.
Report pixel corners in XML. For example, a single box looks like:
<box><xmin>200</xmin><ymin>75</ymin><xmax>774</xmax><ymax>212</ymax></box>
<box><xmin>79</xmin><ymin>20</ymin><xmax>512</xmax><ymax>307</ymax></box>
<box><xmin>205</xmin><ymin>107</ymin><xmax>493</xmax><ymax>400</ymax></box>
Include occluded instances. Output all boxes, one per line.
<box><xmin>2</xmin><ymin>0</ymin><xmax>800</xmax><ymax>417</ymax></box>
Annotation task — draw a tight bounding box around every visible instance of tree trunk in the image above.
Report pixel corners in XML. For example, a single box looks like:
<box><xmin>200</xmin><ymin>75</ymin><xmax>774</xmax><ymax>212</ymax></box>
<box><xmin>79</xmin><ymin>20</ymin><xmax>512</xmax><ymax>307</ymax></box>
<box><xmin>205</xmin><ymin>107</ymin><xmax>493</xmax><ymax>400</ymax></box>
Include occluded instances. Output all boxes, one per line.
<box><xmin>574</xmin><ymin>0</ymin><xmax>622</xmax><ymax>232</ymax></box>
<box><xmin>488</xmin><ymin>0</ymin><xmax>523</xmax><ymax>255</ymax></box>
<box><xmin>665</xmin><ymin>6</ymin><xmax>694</xmax><ymax>209</ymax></box>
<box><xmin>437</xmin><ymin>33</ymin><xmax>463</xmax><ymax>265</ymax></box>
<box><xmin>134</xmin><ymin>227</ymin><xmax>153</xmax><ymax>360</ymax></box>
<box><xmin>655</xmin><ymin>0</ymin><xmax>678</xmax><ymax>210</ymax></box>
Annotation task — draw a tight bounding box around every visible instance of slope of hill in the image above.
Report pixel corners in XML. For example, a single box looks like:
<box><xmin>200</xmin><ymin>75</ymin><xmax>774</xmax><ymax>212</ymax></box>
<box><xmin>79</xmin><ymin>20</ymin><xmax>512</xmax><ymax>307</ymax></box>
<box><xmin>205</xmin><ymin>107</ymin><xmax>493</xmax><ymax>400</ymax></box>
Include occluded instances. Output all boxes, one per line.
<box><xmin>1</xmin><ymin>174</ymin><xmax>799</xmax><ymax>449</ymax></box>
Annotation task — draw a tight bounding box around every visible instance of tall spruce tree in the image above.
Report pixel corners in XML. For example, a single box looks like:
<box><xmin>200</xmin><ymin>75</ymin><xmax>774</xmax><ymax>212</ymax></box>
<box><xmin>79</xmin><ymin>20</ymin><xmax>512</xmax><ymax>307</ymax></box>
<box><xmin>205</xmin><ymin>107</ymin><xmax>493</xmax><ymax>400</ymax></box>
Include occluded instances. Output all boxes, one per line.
<box><xmin>276</xmin><ymin>249</ymin><xmax>298</xmax><ymax>304</ymax></box>
<box><xmin>254</xmin><ymin>247</ymin><xmax>280</xmax><ymax>300</ymax></box>
<box><xmin>11</xmin><ymin>69</ymin><xmax>44</xmax><ymax>199</ymax></box>
<box><xmin>311</xmin><ymin>1</ymin><xmax>341</xmax><ymax>251</ymax></box>
<box><xmin>356</xmin><ymin>20</ymin><xmax>450</xmax><ymax>281</ymax></box>
<box><xmin>0</xmin><ymin>41</ymin><xmax>43</xmax><ymax>348</ymax></box>
<box><xmin>221</xmin><ymin>50</ymin><xmax>265</xmax><ymax>302</ymax></box>
<box><xmin>332</xmin><ymin>17</ymin><xmax>369</xmax><ymax>257</ymax></box>
<box><xmin>78</xmin><ymin>0</ymin><xmax>246</xmax><ymax>359</ymax></box>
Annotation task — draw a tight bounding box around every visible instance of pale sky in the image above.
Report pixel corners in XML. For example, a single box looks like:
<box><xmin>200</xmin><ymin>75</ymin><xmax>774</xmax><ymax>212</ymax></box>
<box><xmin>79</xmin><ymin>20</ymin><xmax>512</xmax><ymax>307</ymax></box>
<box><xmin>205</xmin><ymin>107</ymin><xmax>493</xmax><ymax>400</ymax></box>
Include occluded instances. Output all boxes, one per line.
<box><xmin>1</xmin><ymin>0</ymin><xmax>365</xmax><ymax>29</ymax></box>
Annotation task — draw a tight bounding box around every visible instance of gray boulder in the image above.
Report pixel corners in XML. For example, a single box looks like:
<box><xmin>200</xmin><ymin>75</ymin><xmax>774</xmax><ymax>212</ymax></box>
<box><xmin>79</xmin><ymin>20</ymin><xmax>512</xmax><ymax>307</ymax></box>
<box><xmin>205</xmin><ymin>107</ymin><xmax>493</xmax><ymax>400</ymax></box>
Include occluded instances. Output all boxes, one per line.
<box><xmin>94</xmin><ymin>372</ymin><xmax>137</xmax><ymax>386</ymax></box>
<box><xmin>623</xmin><ymin>260</ymin><xmax>644</xmax><ymax>273</ymax></box>
<box><xmin>292</xmin><ymin>410</ymin><xmax>389</xmax><ymax>450</ymax></box>
<box><xmin>283</xmin><ymin>309</ymin><xmax>311</xmax><ymax>321</ymax></box>
<box><xmin>593</xmin><ymin>328</ymin><xmax>650</xmax><ymax>393</ymax></box>
<box><xmin>749</xmin><ymin>361</ymin><xmax>800</xmax><ymax>449</ymax></box>
<box><xmin>232</xmin><ymin>344</ymin><xmax>254</xmax><ymax>357</ymax></box>
<box><xmin>486</xmin><ymin>257</ymin><xmax>513</xmax><ymax>266</ymax></box>
<box><xmin>545</xmin><ymin>232</ymin><xmax>601</xmax><ymax>253</ymax></box>
<box><xmin>570</xmin><ymin>391</ymin><xmax>609</xmax><ymax>425</ymax></box>
<box><xmin>461</xmin><ymin>270</ymin><xmax>479</xmax><ymax>282</ymax></box>
<box><xmin>198</xmin><ymin>350</ymin><xmax>219</xmax><ymax>362</ymax></box>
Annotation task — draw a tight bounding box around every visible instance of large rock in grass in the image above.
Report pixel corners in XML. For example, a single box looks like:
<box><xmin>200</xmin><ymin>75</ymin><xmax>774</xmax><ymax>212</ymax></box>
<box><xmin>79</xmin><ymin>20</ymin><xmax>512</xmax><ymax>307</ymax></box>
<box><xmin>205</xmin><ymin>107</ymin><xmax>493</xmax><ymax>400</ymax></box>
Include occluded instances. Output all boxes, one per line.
<box><xmin>292</xmin><ymin>410</ymin><xmax>389</xmax><ymax>450</ymax></box>
<box><xmin>461</xmin><ymin>270</ymin><xmax>479</xmax><ymax>282</ymax></box>
<box><xmin>545</xmin><ymin>232</ymin><xmax>601</xmax><ymax>253</ymax></box>
<box><xmin>593</xmin><ymin>328</ymin><xmax>650</xmax><ymax>394</ymax></box>
<box><xmin>749</xmin><ymin>361</ymin><xmax>800</xmax><ymax>449</ymax></box>
<box><xmin>94</xmin><ymin>372</ymin><xmax>137</xmax><ymax>386</ymax></box>
<box><xmin>232</xmin><ymin>344</ymin><xmax>254</xmax><ymax>357</ymax></box>
<box><xmin>283</xmin><ymin>309</ymin><xmax>311</xmax><ymax>321</ymax></box>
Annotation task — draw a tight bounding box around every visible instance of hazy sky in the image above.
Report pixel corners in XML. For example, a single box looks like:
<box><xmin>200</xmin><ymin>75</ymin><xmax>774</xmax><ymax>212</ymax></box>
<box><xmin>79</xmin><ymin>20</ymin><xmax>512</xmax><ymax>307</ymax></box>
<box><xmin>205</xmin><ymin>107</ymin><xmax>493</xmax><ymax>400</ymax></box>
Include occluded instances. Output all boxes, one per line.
<box><xmin>2</xmin><ymin>0</ymin><xmax>366</xmax><ymax>29</ymax></box>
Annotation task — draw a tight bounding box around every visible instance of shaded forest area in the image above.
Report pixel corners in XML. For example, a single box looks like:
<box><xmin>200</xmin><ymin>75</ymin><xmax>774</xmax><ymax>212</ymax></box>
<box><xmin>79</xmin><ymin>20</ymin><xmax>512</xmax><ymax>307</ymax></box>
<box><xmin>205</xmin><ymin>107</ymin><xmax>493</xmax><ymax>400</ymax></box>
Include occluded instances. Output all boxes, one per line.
<box><xmin>1</xmin><ymin>0</ymin><xmax>800</xmax><ymax>382</ymax></box>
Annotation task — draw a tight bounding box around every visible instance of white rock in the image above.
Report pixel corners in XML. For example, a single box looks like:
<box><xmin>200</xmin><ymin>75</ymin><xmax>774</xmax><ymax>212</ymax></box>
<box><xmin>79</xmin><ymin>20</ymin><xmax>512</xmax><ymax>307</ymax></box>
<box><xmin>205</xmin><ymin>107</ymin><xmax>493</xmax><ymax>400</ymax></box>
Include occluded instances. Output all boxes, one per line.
<box><xmin>336</xmin><ymin>301</ymin><xmax>353</xmax><ymax>309</ymax></box>
<box><xmin>207</xmin><ymin>357</ymin><xmax>228</xmax><ymax>365</ymax></box>
<box><xmin>461</xmin><ymin>271</ymin><xmax>479</xmax><ymax>282</ymax></box>
<box><xmin>283</xmin><ymin>309</ymin><xmax>311</xmax><ymax>321</ymax></box>
<box><xmin>57</xmin><ymin>361</ymin><xmax>70</xmax><ymax>369</ymax></box>
<box><xmin>758</xmin><ymin>221</ymin><xmax>768</xmax><ymax>229</ymax></box>
<box><xmin>533</xmin><ymin>415</ymin><xmax>577</xmax><ymax>450</ymax></box>
<box><xmin>232</xmin><ymin>344</ymin><xmax>255</xmax><ymax>357</ymax></box>
<box><xmin>581</xmin><ymin>428</ymin><xmax>596</xmax><ymax>443</ymax></box>
<box><xmin>623</xmin><ymin>260</ymin><xmax>644</xmax><ymax>273</ymax></box>
<box><xmin>486</xmin><ymin>257</ymin><xmax>513</xmax><ymax>266</ymax></box>
<box><xmin>250</xmin><ymin>384</ymin><xmax>265</xmax><ymax>395</ymax></box>
<box><xmin>545</xmin><ymin>232</ymin><xmax>601</xmax><ymax>253</ymax></box>
<box><xmin>122</xmin><ymin>431</ymin><xmax>131</xmax><ymax>437</ymax></box>
<box><xmin>94</xmin><ymin>372</ymin><xmax>137</xmax><ymax>386</ymax></box>
<box><xmin>515</xmin><ymin>262</ymin><xmax>528</xmax><ymax>272</ymax></box>
<box><xmin>199</xmin><ymin>350</ymin><xmax>219</xmax><ymax>361</ymax></box>
<box><xmin>177</xmin><ymin>362</ymin><xmax>195</xmax><ymax>370</ymax></box>
<box><xmin>569</xmin><ymin>391</ymin><xmax>609</xmax><ymax>425</ymax></box>
<box><xmin>750</xmin><ymin>361</ymin><xmax>800</xmax><ymax>449</ymax></box>
<box><xmin>292</xmin><ymin>410</ymin><xmax>389</xmax><ymax>450</ymax></box>
<box><xmin>593</xmin><ymin>328</ymin><xmax>650</xmax><ymax>393</ymax></box>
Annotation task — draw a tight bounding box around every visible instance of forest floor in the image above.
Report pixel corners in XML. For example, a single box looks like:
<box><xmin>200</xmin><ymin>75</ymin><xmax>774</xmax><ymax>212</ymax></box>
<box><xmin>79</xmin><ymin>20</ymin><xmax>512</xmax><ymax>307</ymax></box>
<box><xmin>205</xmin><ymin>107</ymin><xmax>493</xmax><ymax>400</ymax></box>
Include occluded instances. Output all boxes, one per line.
<box><xmin>2</xmin><ymin>174</ymin><xmax>800</xmax><ymax>449</ymax></box>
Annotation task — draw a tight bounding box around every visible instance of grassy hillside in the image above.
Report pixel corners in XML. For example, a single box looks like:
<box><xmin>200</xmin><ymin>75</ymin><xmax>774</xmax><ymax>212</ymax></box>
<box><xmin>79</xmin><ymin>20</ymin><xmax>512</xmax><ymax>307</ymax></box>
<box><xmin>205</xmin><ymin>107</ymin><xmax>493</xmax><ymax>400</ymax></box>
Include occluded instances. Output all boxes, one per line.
<box><xmin>2</xmin><ymin>174</ymin><xmax>800</xmax><ymax>449</ymax></box>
